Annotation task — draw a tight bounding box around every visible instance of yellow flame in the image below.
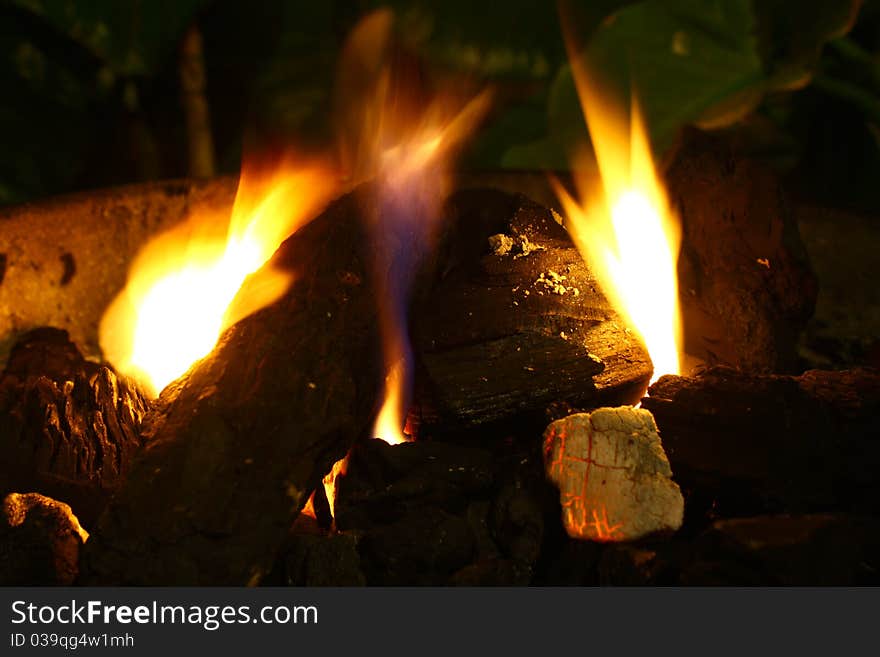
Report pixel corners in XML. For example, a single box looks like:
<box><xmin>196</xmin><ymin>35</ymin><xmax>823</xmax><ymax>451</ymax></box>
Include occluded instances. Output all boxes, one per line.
<box><xmin>322</xmin><ymin>454</ymin><xmax>349</xmax><ymax>520</ymax></box>
<box><xmin>336</xmin><ymin>9</ymin><xmax>492</xmax><ymax>444</ymax></box>
<box><xmin>373</xmin><ymin>359</ymin><xmax>409</xmax><ymax>445</ymax></box>
<box><xmin>100</xmin><ymin>159</ymin><xmax>336</xmax><ymax>396</ymax></box>
<box><xmin>551</xmin><ymin>41</ymin><xmax>682</xmax><ymax>382</ymax></box>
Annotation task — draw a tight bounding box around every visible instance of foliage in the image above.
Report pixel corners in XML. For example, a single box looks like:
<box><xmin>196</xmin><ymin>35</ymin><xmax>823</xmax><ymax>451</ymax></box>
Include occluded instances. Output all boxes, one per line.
<box><xmin>0</xmin><ymin>0</ymin><xmax>877</xmax><ymax>209</ymax></box>
<box><xmin>499</xmin><ymin>0</ymin><xmax>861</xmax><ymax>168</ymax></box>
<box><xmin>0</xmin><ymin>0</ymin><xmax>205</xmax><ymax>203</ymax></box>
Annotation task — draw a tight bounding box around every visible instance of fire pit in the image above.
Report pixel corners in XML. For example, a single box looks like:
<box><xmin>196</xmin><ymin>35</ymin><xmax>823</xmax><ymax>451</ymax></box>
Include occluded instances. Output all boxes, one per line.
<box><xmin>1</xmin><ymin>6</ymin><xmax>878</xmax><ymax>588</ymax></box>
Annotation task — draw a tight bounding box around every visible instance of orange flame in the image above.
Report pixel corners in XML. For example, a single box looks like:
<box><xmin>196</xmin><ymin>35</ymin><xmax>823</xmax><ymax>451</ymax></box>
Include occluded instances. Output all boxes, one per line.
<box><xmin>336</xmin><ymin>9</ymin><xmax>492</xmax><ymax>443</ymax></box>
<box><xmin>99</xmin><ymin>157</ymin><xmax>337</xmax><ymax>396</ymax></box>
<box><xmin>301</xmin><ymin>492</ymin><xmax>317</xmax><ymax>520</ymax></box>
<box><xmin>322</xmin><ymin>454</ymin><xmax>349</xmax><ymax>520</ymax></box>
<box><xmin>551</xmin><ymin>23</ymin><xmax>682</xmax><ymax>383</ymax></box>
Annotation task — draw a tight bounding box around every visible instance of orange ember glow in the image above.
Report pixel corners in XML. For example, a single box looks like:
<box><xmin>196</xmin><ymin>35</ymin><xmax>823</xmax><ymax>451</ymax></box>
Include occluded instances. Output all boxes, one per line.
<box><xmin>337</xmin><ymin>9</ymin><xmax>492</xmax><ymax>444</ymax></box>
<box><xmin>544</xmin><ymin>424</ymin><xmax>627</xmax><ymax>542</ymax></box>
<box><xmin>322</xmin><ymin>455</ymin><xmax>349</xmax><ymax>520</ymax></box>
<box><xmin>301</xmin><ymin>492</ymin><xmax>317</xmax><ymax>520</ymax></box>
<box><xmin>551</xmin><ymin>37</ymin><xmax>682</xmax><ymax>383</ymax></box>
<box><xmin>99</xmin><ymin>159</ymin><xmax>336</xmax><ymax>396</ymax></box>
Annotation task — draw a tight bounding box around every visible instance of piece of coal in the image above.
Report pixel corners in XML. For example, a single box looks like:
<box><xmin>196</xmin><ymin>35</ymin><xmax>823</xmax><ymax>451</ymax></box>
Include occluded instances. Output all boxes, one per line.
<box><xmin>81</xmin><ymin>188</ymin><xmax>384</xmax><ymax>585</ymax></box>
<box><xmin>450</xmin><ymin>558</ymin><xmax>533</xmax><ymax>586</ymax></box>
<box><xmin>358</xmin><ymin>506</ymin><xmax>476</xmax><ymax>585</ymax></box>
<box><xmin>0</xmin><ymin>327</ymin><xmax>149</xmax><ymax>525</ymax></box>
<box><xmin>333</xmin><ymin>437</ymin><xmax>551</xmax><ymax>584</ymax></box>
<box><xmin>642</xmin><ymin>366</ymin><xmax>880</xmax><ymax>515</ymax></box>
<box><xmin>334</xmin><ymin>438</ymin><xmax>496</xmax><ymax>531</ymax></box>
<box><xmin>1</xmin><ymin>492</ymin><xmax>89</xmax><ymax>585</ymax></box>
<box><xmin>280</xmin><ymin>516</ymin><xmax>366</xmax><ymax>587</ymax></box>
<box><xmin>680</xmin><ymin>514</ymin><xmax>880</xmax><ymax>586</ymax></box>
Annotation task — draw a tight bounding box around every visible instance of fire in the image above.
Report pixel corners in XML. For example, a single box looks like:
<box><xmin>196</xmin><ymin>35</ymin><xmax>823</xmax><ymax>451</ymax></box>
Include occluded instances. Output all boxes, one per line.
<box><xmin>322</xmin><ymin>455</ymin><xmax>349</xmax><ymax>520</ymax></box>
<box><xmin>373</xmin><ymin>360</ymin><xmax>409</xmax><ymax>445</ymax></box>
<box><xmin>100</xmin><ymin>157</ymin><xmax>336</xmax><ymax>396</ymax></box>
<box><xmin>336</xmin><ymin>9</ymin><xmax>492</xmax><ymax>443</ymax></box>
<box><xmin>551</xmin><ymin>36</ymin><xmax>682</xmax><ymax>382</ymax></box>
<box><xmin>560</xmin><ymin>496</ymin><xmax>624</xmax><ymax>543</ymax></box>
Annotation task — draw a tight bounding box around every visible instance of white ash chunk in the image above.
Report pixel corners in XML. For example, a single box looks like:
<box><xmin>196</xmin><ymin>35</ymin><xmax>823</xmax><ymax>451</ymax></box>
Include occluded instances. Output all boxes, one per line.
<box><xmin>489</xmin><ymin>233</ymin><xmax>515</xmax><ymax>256</ymax></box>
<box><xmin>535</xmin><ymin>270</ymin><xmax>577</xmax><ymax>295</ymax></box>
<box><xmin>488</xmin><ymin>233</ymin><xmax>545</xmax><ymax>258</ymax></box>
<box><xmin>543</xmin><ymin>407</ymin><xmax>684</xmax><ymax>542</ymax></box>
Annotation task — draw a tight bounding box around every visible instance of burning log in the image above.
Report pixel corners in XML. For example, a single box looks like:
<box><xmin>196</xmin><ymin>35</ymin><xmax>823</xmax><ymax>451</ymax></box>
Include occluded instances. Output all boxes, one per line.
<box><xmin>667</xmin><ymin>129</ymin><xmax>818</xmax><ymax>372</ymax></box>
<box><xmin>81</xmin><ymin>189</ymin><xmax>384</xmax><ymax>585</ymax></box>
<box><xmin>413</xmin><ymin>190</ymin><xmax>653</xmax><ymax>433</ymax></box>
<box><xmin>1</xmin><ymin>492</ymin><xmax>89</xmax><ymax>586</ymax></box>
<box><xmin>543</xmin><ymin>407</ymin><xmax>684</xmax><ymax>542</ymax></box>
<box><xmin>0</xmin><ymin>328</ymin><xmax>150</xmax><ymax>525</ymax></box>
<box><xmin>642</xmin><ymin>366</ymin><xmax>880</xmax><ymax>515</ymax></box>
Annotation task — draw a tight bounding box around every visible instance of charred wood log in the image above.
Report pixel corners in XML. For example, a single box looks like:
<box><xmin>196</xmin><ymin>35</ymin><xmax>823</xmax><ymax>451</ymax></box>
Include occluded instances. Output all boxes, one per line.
<box><xmin>81</xmin><ymin>189</ymin><xmax>384</xmax><ymax>585</ymax></box>
<box><xmin>642</xmin><ymin>366</ymin><xmax>880</xmax><ymax>515</ymax></box>
<box><xmin>666</xmin><ymin>129</ymin><xmax>818</xmax><ymax>372</ymax></box>
<box><xmin>0</xmin><ymin>328</ymin><xmax>149</xmax><ymax>525</ymax></box>
<box><xmin>413</xmin><ymin>190</ymin><xmax>653</xmax><ymax>435</ymax></box>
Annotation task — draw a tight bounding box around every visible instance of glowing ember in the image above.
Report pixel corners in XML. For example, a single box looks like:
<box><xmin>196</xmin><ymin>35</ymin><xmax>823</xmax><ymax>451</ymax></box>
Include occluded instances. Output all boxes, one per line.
<box><xmin>336</xmin><ymin>9</ymin><xmax>492</xmax><ymax>443</ymax></box>
<box><xmin>551</xmin><ymin>37</ymin><xmax>682</xmax><ymax>383</ymax></box>
<box><xmin>99</xmin><ymin>158</ymin><xmax>336</xmax><ymax>396</ymax></box>
<box><xmin>543</xmin><ymin>407</ymin><xmax>684</xmax><ymax>542</ymax></box>
<box><xmin>322</xmin><ymin>455</ymin><xmax>349</xmax><ymax>520</ymax></box>
<box><xmin>301</xmin><ymin>492</ymin><xmax>317</xmax><ymax>520</ymax></box>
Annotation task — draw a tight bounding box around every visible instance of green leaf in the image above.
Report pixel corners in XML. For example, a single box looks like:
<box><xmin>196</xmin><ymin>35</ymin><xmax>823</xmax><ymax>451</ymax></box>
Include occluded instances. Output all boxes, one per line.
<box><xmin>365</xmin><ymin>0</ymin><xmax>567</xmax><ymax>80</ymax></box>
<box><xmin>574</xmin><ymin>0</ymin><xmax>763</xmax><ymax>154</ymax></box>
<box><xmin>499</xmin><ymin>0</ymin><xmax>862</xmax><ymax>170</ymax></box>
<box><xmin>10</xmin><ymin>0</ymin><xmax>207</xmax><ymax>76</ymax></box>
<box><xmin>755</xmin><ymin>0</ymin><xmax>863</xmax><ymax>91</ymax></box>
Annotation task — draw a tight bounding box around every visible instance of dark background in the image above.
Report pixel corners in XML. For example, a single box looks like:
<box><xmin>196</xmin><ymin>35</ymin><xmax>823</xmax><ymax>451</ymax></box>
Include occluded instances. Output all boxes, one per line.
<box><xmin>1</xmin><ymin>0</ymin><xmax>879</xmax><ymax>214</ymax></box>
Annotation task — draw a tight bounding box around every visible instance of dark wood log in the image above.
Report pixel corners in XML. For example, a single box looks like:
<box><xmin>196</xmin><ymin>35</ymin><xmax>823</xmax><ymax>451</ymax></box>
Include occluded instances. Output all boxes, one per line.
<box><xmin>80</xmin><ymin>188</ymin><xmax>384</xmax><ymax>585</ymax></box>
<box><xmin>0</xmin><ymin>328</ymin><xmax>149</xmax><ymax>526</ymax></box>
<box><xmin>666</xmin><ymin>129</ymin><xmax>818</xmax><ymax>373</ymax></box>
<box><xmin>412</xmin><ymin>190</ymin><xmax>653</xmax><ymax>435</ymax></box>
<box><xmin>642</xmin><ymin>366</ymin><xmax>880</xmax><ymax>515</ymax></box>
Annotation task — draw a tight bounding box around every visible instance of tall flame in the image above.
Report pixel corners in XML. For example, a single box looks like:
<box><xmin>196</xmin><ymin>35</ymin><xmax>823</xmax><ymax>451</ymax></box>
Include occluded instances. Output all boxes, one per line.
<box><xmin>551</xmin><ymin>27</ymin><xmax>682</xmax><ymax>383</ymax></box>
<box><xmin>99</xmin><ymin>157</ymin><xmax>336</xmax><ymax>396</ymax></box>
<box><xmin>336</xmin><ymin>9</ymin><xmax>492</xmax><ymax>443</ymax></box>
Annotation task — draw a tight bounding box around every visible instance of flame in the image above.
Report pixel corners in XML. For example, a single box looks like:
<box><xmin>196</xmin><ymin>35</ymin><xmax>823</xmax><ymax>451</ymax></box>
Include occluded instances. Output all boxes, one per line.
<box><xmin>322</xmin><ymin>455</ymin><xmax>349</xmax><ymax>520</ymax></box>
<box><xmin>100</xmin><ymin>157</ymin><xmax>336</xmax><ymax>396</ymax></box>
<box><xmin>336</xmin><ymin>9</ymin><xmax>492</xmax><ymax>443</ymax></box>
<box><xmin>373</xmin><ymin>360</ymin><xmax>409</xmax><ymax>445</ymax></box>
<box><xmin>551</xmin><ymin>27</ymin><xmax>682</xmax><ymax>383</ymax></box>
<box><xmin>301</xmin><ymin>493</ymin><xmax>317</xmax><ymax>520</ymax></box>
